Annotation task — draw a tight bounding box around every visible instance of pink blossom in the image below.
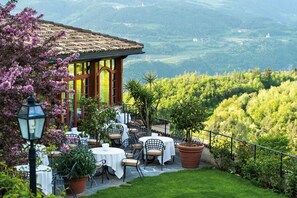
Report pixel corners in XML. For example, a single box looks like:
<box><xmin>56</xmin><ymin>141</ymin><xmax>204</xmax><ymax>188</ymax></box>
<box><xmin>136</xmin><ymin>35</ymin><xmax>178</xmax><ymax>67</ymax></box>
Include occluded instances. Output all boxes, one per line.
<box><xmin>60</xmin><ymin>144</ymin><xmax>70</xmax><ymax>153</ymax></box>
<box><xmin>0</xmin><ymin>0</ymin><xmax>76</xmax><ymax>166</ymax></box>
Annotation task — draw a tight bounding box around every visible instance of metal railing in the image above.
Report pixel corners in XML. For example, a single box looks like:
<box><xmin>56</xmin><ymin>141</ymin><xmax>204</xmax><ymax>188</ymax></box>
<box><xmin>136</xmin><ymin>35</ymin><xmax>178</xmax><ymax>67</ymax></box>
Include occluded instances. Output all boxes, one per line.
<box><xmin>121</xmin><ymin>104</ymin><xmax>297</xmax><ymax>178</ymax></box>
<box><xmin>203</xmin><ymin>129</ymin><xmax>297</xmax><ymax>178</ymax></box>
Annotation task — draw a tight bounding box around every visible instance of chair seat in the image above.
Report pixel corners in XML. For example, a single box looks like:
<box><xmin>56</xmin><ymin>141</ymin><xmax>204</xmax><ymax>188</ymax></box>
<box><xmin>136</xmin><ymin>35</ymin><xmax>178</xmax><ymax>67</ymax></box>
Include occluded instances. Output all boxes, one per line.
<box><xmin>49</xmin><ymin>151</ymin><xmax>61</xmax><ymax>158</ymax></box>
<box><xmin>109</xmin><ymin>134</ymin><xmax>121</xmax><ymax>140</ymax></box>
<box><xmin>68</xmin><ymin>144</ymin><xmax>77</xmax><ymax>149</ymax></box>
<box><xmin>122</xmin><ymin>158</ymin><xmax>140</xmax><ymax>166</ymax></box>
<box><xmin>133</xmin><ymin>143</ymin><xmax>143</xmax><ymax>149</ymax></box>
<box><xmin>129</xmin><ymin>128</ymin><xmax>138</xmax><ymax>134</ymax></box>
<box><xmin>88</xmin><ymin>139</ymin><xmax>96</xmax><ymax>143</ymax></box>
<box><xmin>96</xmin><ymin>162</ymin><xmax>103</xmax><ymax>168</ymax></box>
<box><xmin>126</xmin><ymin>152</ymin><xmax>134</xmax><ymax>159</ymax></box>
<box><xmin>147</xmin><ymin>149</ymin><xmax>162</xmax><ymax>156</ymax></box>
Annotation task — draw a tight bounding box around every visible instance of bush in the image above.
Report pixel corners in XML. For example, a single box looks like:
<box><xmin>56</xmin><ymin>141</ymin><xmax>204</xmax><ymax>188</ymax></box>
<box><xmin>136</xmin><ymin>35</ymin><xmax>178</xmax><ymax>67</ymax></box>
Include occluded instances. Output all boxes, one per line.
<box><xmin>285</xmin><ymin>164</ymin><xmax>297</xmax><ymax>198</ymax></box>
<box><xmin>233</xmin><ymin>141</ymin><xmax>254</xmax><ymax>175</ymax></box>
<box><xmin>0</xmin><ymin>162</ymin><xmax>58</xmax><ymax>197</ymax></box>
<box><xmin>242</xmin><ymin>157</ymin><xmax>284</xmax><ymax>192</ymax></box>
<box><xmin>53</xmin><ymin>146</ymin><xmax>96</xmax><ymax>178</ymax></box>
<box><xmin>256</xmin><ymin>134</ymin><xmax>291</xmax><ymax>153</ymax></box>
<box><xmin>211</xmin><ymin>138</ymin><xmax>235</xmax><ymax>172</ymax></box>
<box><xmin>39</xmin><ymin>126</ymin><xmax>66</xmax><ymax>150</ymax></box>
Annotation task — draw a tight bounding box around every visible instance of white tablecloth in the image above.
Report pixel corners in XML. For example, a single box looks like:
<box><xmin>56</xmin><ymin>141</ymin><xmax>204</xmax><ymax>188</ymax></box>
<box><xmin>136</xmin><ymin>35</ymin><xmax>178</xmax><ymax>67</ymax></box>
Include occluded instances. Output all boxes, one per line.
<box><xmin>15</xmin><ymin>165</ymin><xmax>52</xmax><ymax>195</ymax></box>
<box><xmin>118</xmin><ymin>123</ymin><xmax>129</xmax><ymax>142</ymax></box>
<box><xmin>139</xmin><ymin>136</ymin><xmax>176</xmax><ymax>164</ymax></box>
<box><xmin>65</xmin><ymin>131</ymin><xmax>81</xmax><ymax>136</ymax></box>
<box><xmin>90</xmin><ymin>147</ymin><xmax>126</xmax><ymax>179</ymax></box>
<box><xmin>23</xmin><ymin>144</ymin><xmax>49</xmax><ymax>166</ymax></box>
<box><xmin>116</xmin><ymin>113</ymin><xmax>131</xmax><ymax>124</ymax></box>
<box><xmin>36</xmin><ymin>144</ymin><xmax>49</xmax><ymax>166</ymax></box>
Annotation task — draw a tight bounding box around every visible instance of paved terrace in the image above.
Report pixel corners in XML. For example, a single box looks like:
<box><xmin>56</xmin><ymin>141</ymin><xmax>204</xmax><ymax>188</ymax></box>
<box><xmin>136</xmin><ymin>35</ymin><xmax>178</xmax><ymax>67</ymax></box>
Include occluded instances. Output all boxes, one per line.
<box><xmin>65</xmin><ymin>147</ymin><xmax>215</xmax><ymax>197</ymax></box>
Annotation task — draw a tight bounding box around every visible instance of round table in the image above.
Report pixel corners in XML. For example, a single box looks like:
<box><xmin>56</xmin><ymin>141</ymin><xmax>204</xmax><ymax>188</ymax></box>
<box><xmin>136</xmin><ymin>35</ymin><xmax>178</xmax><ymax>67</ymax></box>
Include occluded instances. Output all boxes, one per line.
<box><xmin>65</xmin><ymin>131</ymin><xmax>81</xmax><ymax>136</ymax></box>
<box><xmin>90</xmin><ymin>147</ymin><xmax>126</xmax><ymax>179</ymax></box>
<box><xmin>36</xmin><ymin>144</ymin><xmax>49</xmax><ymax>166</ymax></box>
<box><xmin>139</xmin><ymin>136</ymin><xmax>176</xmax><ymax>164</ymax></box>
<box><xmin>15</xmin><ymin>164</ymin><xmax>52</xmax><ymax>195</ymax></box>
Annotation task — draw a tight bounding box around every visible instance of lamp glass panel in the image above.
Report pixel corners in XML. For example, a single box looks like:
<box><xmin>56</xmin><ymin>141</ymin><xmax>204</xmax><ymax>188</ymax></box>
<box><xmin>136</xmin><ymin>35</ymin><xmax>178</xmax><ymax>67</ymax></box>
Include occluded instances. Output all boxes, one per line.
<box><xmin>18</xmin><ymin>106</ymin><xmax>28</xmax><ymax>118</ymax></box>
<box><xmin>29</xmin><ymin>106</ymin><xmax>45</xmax><ymax>117</ymax></box>
<box><xmin>34</xmin><ymin>118</ymin><xmax>45</xmax><ymax>139</ymax></box>
<box><xmin>18</xmin><ymin>118</ymin><xmax>29</xmax><ymax>139</ymax></box>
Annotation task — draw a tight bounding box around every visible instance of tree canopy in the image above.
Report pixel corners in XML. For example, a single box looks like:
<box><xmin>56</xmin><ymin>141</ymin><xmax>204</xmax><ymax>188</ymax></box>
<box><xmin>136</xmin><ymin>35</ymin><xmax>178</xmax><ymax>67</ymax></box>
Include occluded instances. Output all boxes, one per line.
<box><xmin>0</xmin><ymin>0</ymin><xmax>78</xmax><ymax>165</ymax></box>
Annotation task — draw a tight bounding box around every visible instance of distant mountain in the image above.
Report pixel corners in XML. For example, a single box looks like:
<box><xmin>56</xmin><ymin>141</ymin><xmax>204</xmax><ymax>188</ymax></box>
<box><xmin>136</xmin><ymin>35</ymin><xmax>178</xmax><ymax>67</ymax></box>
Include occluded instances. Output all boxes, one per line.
<box><xmin>3</xmin><ymin>0</ymin><xmax>297</xmax><ymax>81</ymax></box>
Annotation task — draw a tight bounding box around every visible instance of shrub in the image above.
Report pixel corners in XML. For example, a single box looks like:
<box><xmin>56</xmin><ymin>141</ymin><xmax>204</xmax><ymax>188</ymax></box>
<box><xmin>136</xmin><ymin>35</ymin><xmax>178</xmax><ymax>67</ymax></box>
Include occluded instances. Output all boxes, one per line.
<box><xmin>0</xmin><ymin>162</ymin><xmax>58</xmax><ymax>197</ymax></box>
<box><xmin>242</xmin><ymin>157</ymin><xmax>284</xmax><ymax>192</ymax></box>
<box><xmin>234</xmin><ymin>141</ymin><xmax>254</xmax><ymax>175</ymax></box>
<box><xmin>285</xmin><ymin>163</ymin><xmax>297</xmax><ymax>198</ymax></box>
<box><xmin>211</xmin><ymin>138</ymin><xmax>235</xmax><ymax>172</ymax></box>
<box><xmin>53</xmin><ymin>146</ymin><xmax>96</xmax><ymax>178</ymax></box>
<box><xmin>256</xmin><ymin>133</ymin><xmax>291</xmax><ymax>153</ymax></box>
<box><xmin>39</xmin><ymin>126</ymin><xmax>66</xmax><ymax>149</ymax></box>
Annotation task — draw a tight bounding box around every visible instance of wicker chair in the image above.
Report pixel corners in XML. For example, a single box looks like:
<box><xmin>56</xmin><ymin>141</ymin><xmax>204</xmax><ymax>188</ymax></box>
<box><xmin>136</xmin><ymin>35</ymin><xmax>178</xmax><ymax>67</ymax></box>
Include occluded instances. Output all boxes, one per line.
<box><xmin>108</xmin><ymin>123</ymin><xmax>124</xmax><ymax>147</ymax></box>
<box><xmin>144</xmin><ymin>139</ymin><xmax>165</xmax><ymax>170</ymax></box>
<box><xmin>65</xmin><ymin>134</ymin><xmax>80</xmax><ymax>149</ymax></box>
<box><xmin>120</xmin><ymin>138</ymin><xmax>135</xmax><ymax>159</ymax></box>
<box><xmin>121</xmin><ymin>148</ymin><xmax>144</xmax><ymax>182</ymax></box>
<box><xmin>89</xmin><ymin>158</ymin><xmax>107</xmax><ymax>186</ymax></box>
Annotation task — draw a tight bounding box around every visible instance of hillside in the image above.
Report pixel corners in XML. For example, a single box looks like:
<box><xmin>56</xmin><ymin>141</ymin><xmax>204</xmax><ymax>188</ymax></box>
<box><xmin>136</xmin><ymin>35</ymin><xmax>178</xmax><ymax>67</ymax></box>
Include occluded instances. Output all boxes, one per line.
<box><xmin>6</xmin><ymin>0</ymin><xmax>297</xmax><ymax>81</ymax></box>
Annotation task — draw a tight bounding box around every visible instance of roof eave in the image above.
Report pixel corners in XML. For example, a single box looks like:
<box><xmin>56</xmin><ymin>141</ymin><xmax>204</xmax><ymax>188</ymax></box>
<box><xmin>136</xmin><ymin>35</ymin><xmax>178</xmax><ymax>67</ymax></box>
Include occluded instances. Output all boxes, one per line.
<box><xmin>58</xmin><ymin>48</ymin><xmax>145</xmax><ymax>61</ymax></box>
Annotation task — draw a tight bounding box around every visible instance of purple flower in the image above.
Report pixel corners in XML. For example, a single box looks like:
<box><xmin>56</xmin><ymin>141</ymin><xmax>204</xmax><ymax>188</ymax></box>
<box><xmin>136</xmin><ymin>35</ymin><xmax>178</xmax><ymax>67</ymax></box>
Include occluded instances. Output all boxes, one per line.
<box><xmin>60</xmin><ymin>144</ymin><xmax>70</xmax><ymax>153</ymax></box>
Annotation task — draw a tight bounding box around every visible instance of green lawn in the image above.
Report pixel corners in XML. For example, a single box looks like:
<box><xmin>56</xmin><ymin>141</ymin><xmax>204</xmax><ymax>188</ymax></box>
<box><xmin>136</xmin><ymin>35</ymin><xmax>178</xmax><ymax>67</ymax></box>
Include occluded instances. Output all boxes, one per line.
<box><xmin>82</xmin><ymin>168</ymin><xmax>285</xmax><ymax>198</ymax></box>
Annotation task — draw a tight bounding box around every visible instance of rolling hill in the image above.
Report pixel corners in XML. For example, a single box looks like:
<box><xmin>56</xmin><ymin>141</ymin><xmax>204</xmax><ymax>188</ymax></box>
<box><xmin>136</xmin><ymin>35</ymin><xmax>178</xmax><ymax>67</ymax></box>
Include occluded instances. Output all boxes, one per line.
<box><xmin>4</xmin><ymin>0</ymin><xmax>297</xmax><ymax>81</ymax></box>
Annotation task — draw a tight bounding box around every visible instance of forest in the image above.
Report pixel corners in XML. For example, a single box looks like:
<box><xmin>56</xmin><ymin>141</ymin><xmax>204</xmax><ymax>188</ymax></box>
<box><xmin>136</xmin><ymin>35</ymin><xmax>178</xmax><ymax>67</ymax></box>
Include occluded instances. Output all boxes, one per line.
<box><xmin>12</xmin><ymin>0</ymin><xmax>297</xmax><ymax>80</ymax></box>
<box><xmin>125</xmin><ymin>68</ymin><xmax>297</xmax><ymax>155</ymax></box>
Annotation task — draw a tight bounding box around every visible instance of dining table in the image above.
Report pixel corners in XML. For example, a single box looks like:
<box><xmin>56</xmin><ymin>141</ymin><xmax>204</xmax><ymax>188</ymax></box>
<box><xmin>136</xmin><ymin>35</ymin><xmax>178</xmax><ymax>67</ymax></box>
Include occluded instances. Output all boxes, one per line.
<box><xmin>23</xmin><ymin>143</ymin><xmax>49</xmax><ymax>166</ymax></box>
<box><xmin>65</xmin><ymin>130</ymin><xmax>82</xmax><ymax>136</ymax></box>
<box><xmin>90</xmin><ymin>147</ymin><xmax>126</xmax><ymax>179</ymax></box>
<box><xmin>15</xmin><ymin>164</ymin><xmax>53</xmax><ymax>195</ymax></box>
<box><xmin>36</xmin><ymin>144</ymin><xmax>49</xmax><ymax>166</ymax></box>
<box><xmin>139</xmin><ymin>136</ymin><xmax>176</xmax><ymax>164</ymax></box>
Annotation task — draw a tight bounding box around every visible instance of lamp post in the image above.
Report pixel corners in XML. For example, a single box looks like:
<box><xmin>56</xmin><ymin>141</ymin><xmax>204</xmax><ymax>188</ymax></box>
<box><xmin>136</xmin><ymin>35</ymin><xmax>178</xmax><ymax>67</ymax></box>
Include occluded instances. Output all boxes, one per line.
<box><xmin>16</xmin><ymin>96</ymin><xmax>46</xmax><ymax>195</ymax></box>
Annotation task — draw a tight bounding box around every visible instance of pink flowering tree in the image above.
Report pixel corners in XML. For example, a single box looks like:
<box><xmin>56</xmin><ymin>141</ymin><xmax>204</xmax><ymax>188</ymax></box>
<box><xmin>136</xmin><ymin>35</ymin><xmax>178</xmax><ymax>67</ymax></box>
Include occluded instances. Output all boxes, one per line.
<box><xmin>0</xmin><ymin>0</ymin><xmax>79</xmax><ymax>166</ymax></box>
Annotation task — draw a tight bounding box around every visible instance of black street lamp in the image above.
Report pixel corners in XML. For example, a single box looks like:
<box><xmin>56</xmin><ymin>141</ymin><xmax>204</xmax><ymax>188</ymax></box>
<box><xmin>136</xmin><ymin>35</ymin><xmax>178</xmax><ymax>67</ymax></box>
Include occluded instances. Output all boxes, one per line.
<box><xmin>16</xmin><ymin>96</ymin><xmax>46</xmax><ymax>195</ymax></box>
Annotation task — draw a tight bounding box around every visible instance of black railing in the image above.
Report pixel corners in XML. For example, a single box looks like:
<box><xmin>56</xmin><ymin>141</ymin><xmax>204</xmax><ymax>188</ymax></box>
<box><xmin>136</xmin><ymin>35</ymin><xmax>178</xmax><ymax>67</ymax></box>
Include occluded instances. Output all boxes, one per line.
<box><xmin>121</xmin><ymin>104</ymin><xmax>297</xmax><ymax>177</ymax></box>
<box><xmin>203</xmin><ymin>129</ymin><xmax>297</xmax><ymax>178</ymax></box>
<box><xmin>145</xmin><ymin>116</ymin><xmax>297</xmax><ymax>178</ymax></box>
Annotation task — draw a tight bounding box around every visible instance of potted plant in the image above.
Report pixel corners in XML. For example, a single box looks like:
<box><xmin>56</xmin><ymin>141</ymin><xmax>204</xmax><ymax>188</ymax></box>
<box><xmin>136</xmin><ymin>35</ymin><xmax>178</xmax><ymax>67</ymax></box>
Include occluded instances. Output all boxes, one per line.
<box><xmin>53</xmin><ymin>146</ymin><xmax>96</xmax><ymax>195</ymax></box>
<box><xmin>170</xmin><ymin>97</ymin><xmax>207</xmax><ymax>168</ymax></box>
<box><xmin>78</xmin><ymin>97</ymin><xmax>116</xmax><ymax>147</ymax></box>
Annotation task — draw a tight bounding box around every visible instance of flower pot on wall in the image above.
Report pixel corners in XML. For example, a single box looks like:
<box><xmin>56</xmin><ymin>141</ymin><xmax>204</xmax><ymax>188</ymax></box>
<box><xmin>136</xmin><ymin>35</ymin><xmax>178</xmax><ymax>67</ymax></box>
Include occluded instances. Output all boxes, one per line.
<box><xmin>65</xmin><ymin>176</ymin><xmax>88</xmax><ymax>195</ymax></box>
<box><xmin>177</xmin><ymin>143</ymin><xmax>204</xmax><ymax>168</ymax></box>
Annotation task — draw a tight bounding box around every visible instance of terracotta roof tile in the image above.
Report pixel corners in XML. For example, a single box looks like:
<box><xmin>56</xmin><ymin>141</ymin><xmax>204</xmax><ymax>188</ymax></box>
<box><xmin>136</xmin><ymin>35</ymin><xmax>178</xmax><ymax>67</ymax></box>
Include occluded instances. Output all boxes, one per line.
<box><xmin>38</xmin><ymin>20</ymin><xmax>144</xmax><ymax>55</ymax></box>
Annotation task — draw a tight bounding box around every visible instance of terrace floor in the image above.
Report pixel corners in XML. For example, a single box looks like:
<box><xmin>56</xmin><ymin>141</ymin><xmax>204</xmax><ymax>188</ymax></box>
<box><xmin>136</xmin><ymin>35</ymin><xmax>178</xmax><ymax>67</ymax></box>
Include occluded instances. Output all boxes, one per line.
<box><xmin>65</xmin><ymin>147</ymin><xmax>215</xmax><ymax>197</ymax></box>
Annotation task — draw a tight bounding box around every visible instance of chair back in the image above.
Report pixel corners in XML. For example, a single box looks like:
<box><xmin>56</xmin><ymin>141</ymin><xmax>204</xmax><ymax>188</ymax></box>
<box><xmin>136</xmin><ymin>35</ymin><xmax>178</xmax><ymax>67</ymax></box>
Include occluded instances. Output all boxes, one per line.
<box><xmin>134</xmin><ymin>148</ymin><xmax>144</xmax><ymax>161</ymax></box>
<box><xmin>65</xmin><ymin>134</ymin><xmax>80</xmax><ymax>144</ymax></box>
<box><xmin>108</xmin><ymin>123</ymin><xmax>124</xmax><ymax>135</ymax></box>
<box><xmin>78</xmin><ymin>138</ymin><xmax>88</xmax><ymax>147</ymax></box>
<box><xmin>145</xmin><ymin>139</ymin><xmax>165</xmax><ymax>151</ymax></box>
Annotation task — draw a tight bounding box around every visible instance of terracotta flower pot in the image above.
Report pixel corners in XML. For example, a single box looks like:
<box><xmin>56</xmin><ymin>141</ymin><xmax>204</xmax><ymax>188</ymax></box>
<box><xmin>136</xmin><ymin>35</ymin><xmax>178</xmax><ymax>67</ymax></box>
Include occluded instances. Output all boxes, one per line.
<box><xmin>177</xmin><ymin>143</ymin><xmax>204</xmax><ymax>168</ymax></box>
<box><xmin>65</xmin><ymin>176</ymin><xmax>88</xmax><ymax>195</ymax></box>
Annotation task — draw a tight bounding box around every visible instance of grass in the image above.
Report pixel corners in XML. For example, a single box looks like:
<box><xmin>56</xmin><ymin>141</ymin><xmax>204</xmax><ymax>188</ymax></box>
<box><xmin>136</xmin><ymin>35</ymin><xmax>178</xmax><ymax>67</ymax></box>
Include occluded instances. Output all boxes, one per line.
<box><xmin>82</xmin><ymin>168</ymin><xmax>285</xmax><ymax>198</ymax></box>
